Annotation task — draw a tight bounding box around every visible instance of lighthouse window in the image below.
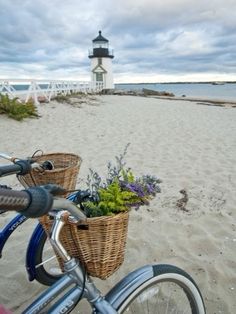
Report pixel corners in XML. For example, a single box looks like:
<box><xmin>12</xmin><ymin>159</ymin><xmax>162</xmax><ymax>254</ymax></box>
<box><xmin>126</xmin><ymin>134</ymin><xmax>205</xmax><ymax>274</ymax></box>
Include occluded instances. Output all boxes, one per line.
<box><xmin>96</xmin><ymin>73</ymin><xmax>103</xmax><ymax>82</ymax></box>
<box><xmin>98</xmin><ymin>58</ymin><xmax>102</xmax><ymax>65</ymax></box>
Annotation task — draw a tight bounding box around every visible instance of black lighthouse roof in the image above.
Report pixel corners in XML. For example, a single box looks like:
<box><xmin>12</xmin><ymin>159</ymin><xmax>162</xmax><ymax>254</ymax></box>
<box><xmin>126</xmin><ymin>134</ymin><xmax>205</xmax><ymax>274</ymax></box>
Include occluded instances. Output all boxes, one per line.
<box><xmin>92</xmin><ymin>31</ymin><xmax>109</xmax><ymax>43</ymax></box>
<box><xmin>89</xmin><ymin>31</ymin><xmax>114</xmax><ymax>59</ymax></box>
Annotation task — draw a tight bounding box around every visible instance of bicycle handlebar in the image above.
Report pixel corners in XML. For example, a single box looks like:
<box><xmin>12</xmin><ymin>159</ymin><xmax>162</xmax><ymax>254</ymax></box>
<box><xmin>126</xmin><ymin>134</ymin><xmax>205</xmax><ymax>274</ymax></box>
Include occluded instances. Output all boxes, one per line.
<box><xmin>0</xmin><ymin>186</ymin><xmax>86</xmax><ymax>220</ymax></box>
<box><xmin>0</xmin><ymin>187</ymin><xmax>53</xmax><ymax>218</ymax></box>
<box><xmin>0</xmin><ymin>160</ymin><xmax>32</xmax><ymax>177</ymax></box>
<box><xmin>0</xmin><ymin>152</ymin><xmax>54</xmax><ymax>178</ymax></box>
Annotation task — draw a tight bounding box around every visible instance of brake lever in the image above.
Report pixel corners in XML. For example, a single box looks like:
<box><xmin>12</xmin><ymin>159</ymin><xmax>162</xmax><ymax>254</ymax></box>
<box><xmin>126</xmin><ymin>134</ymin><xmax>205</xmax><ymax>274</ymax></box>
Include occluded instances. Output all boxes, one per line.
<box><xmin>42</xmin><ymin>184</ymin><xmax>67</xmax><ymax>196</ymax></box>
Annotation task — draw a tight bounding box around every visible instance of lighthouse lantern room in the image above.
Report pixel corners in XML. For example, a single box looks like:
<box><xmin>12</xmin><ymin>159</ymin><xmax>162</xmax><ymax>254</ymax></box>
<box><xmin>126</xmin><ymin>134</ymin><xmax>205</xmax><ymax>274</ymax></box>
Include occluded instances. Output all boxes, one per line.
<box><xmin>89</xmin><ymin>31</ymin><xmax>114</xmax><ymax>89</ymax></box>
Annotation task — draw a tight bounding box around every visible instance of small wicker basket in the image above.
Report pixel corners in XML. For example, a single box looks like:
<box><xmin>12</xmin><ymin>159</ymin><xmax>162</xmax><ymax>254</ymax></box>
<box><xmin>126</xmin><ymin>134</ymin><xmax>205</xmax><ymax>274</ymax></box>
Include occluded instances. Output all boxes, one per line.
<box><xmin>18</xmin><ymin>152</ymin><xmax>82</xmax><ymax>196</ymax></box>
<box><xmin>40</xmin><ymin>211</ymin><xmax>129</xmax><ymax>279</ymax></box>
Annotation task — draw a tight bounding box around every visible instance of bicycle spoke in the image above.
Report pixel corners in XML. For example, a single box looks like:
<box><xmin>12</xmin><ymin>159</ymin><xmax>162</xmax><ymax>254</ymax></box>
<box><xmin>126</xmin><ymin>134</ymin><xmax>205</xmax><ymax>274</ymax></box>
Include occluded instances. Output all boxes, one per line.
<box><xmin>35</xmin><ymin>255</ymin><xmax>57</xmax><ymax>268</ymax></box>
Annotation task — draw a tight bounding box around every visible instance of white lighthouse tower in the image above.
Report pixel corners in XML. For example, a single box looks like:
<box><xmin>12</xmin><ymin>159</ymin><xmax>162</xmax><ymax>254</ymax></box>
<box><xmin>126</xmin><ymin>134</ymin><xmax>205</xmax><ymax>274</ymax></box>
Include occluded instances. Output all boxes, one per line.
<box><xmin>89</xmin><ymin>31</ymin><xmax>114</xmax><ymax>90</ymax></box>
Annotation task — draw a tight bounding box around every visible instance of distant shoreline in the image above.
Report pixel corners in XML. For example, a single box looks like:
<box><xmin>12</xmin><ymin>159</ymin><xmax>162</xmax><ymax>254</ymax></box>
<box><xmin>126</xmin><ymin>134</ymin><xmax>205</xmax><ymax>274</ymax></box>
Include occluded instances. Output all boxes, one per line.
<box><xmin>116</xmin><ymin>81</ymin><xmax>236</xmax><ymax>85</ymax></box>
<box><xmin>101</xmin><ymin>87</ymin><xmax>236</xmax><ymax>107</ymax></box>
<box><xmin>146</xmin><ymin>95</ymin><xmax>236</xmax><ymax>107</ymax></box>
<box><xmin>115</xmin><ymin>81</ymin><xmax>236</xmax><ymax>101</ymax></box>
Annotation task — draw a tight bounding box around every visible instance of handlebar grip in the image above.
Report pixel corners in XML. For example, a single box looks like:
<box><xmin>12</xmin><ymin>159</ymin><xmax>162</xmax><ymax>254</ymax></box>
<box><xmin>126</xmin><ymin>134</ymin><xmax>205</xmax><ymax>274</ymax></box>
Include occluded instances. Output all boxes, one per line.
<box><xmin>0</xmin><ymin>187</ymin><xmax>53</xmax><ymax>218</ymax></box>
<box><xmin>0</xmin><ymin>164</ymin><xmax>22</xmax><ymax>177</ymax></box>
<box><xmin>0</xmin><ymin>189</ymin><xmax>30</xmax><ymax>211</ymax></box>
<box><xmin>0</xmin><ymin>160</ymin><xmax>32</xmax><ymax>177</ymax></box>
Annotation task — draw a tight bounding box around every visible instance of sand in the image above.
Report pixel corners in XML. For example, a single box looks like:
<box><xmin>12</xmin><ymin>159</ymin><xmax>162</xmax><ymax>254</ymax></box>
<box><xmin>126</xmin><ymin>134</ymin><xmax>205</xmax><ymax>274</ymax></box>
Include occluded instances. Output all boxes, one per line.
<box><xmin>0</xmin><ymin>95</ymin><xmax>236</xmax><ymax>313</ymax></box>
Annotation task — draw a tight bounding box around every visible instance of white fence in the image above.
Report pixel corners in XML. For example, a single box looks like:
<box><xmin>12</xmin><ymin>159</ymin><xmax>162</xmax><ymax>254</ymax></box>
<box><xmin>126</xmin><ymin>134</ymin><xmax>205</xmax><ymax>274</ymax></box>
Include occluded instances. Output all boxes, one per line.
<box><xmin>0</xmin><ymin>79</ymin><xmax>104</xmax><ymax>105</ymax></box>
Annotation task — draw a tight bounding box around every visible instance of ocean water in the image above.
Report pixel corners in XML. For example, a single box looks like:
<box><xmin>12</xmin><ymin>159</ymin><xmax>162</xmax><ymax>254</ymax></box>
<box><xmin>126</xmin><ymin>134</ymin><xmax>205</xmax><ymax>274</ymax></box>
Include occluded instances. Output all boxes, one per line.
<box><xmin>115</xmin><ymin>83</ymin><xmax>236</xmax><ymax>101</ymax></box>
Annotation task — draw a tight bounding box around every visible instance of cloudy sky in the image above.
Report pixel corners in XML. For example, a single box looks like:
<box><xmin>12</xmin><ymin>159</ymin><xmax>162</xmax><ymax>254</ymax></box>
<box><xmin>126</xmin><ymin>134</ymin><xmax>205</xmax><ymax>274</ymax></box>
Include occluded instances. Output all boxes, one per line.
<box><xmin>1</xmin><ymin>0</ymin><xmax>236</xmax><ymax>83</ymax></box>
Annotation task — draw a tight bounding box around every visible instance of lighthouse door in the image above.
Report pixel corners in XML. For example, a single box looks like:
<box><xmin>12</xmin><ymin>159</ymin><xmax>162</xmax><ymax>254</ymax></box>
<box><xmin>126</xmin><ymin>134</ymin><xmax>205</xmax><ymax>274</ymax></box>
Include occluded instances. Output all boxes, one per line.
<box><xmin>96</xmin><ymin>73</ymin><xmax>103</xmax><ymax>82</ymax></box>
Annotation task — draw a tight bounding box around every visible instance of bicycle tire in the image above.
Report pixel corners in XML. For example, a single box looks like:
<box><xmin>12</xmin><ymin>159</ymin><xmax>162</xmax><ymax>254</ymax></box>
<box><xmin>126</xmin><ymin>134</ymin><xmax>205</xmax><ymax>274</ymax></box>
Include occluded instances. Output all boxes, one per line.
<box><xmin>34</xmin><ymin>231</ymin><xmax>63</xmax><ymax>286</ymax></box>
<box><xmin>107</xmin><ymin>264</ymin><xmax>206</xmax><ymax>314</ymax></box>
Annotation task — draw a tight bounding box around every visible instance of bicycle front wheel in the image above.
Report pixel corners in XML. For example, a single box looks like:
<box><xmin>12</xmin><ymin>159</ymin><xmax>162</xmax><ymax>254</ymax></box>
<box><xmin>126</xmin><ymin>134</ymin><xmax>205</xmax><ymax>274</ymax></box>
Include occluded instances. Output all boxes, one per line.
<box><xmin>109</xmin><ymin>264</ymin><xmax>205</xmax><ymax>314</ymax></box>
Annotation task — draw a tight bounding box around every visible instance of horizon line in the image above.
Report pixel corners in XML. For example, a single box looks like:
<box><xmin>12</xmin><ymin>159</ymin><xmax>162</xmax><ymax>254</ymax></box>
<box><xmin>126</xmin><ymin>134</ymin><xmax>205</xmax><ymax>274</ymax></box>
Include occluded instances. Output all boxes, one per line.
<box><xmin>115</xmin><ymin>80</ymin><xmax>236</xmax><ymax>85</ymax></box>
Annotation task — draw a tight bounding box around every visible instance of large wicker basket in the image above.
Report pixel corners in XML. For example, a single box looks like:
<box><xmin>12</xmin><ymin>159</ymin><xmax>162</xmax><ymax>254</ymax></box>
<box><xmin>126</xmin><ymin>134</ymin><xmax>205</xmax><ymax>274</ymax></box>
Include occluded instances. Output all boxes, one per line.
<box><xmin>40</xmin><ymin>212</ymin><xmax>129</xmax><ymax>279</ymax></box>
<box><xmin>18</xmin><ymin>152</ymin><xmax>82</xmax><ymax>196</ymax></box>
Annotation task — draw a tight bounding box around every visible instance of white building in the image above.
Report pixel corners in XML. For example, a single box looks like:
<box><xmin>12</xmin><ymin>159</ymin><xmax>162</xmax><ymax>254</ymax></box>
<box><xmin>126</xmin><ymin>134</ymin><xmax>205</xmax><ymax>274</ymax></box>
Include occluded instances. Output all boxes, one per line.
<box><xmin>89</xmin><ymin>31</ymin><xmax>114</xmax><ymax>89</ymax></box>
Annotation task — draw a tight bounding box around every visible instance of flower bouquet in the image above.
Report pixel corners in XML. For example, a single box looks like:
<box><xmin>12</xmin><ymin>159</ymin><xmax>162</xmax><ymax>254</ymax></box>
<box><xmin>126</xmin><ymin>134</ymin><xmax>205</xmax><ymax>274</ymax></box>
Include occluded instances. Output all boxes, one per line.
<box><xmin>78</xmin><ymin>144</ymin><xmax>162</xmax><ymax>217</ymax></box>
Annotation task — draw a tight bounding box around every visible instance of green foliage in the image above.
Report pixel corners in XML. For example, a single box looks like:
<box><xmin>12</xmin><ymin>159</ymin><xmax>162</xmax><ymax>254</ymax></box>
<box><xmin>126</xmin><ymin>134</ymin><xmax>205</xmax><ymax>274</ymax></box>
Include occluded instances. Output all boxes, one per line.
<box><xmin>83</xmin><ymin>180</ymin><xmax>140</xmax><ymax>217</ymax></box>
<box><xmin>53</xmin><ymin>94</ymin><xmax>70</xmax><ymax>103</ymax></box>
<box><xmin>0</xmin><ymin>94</ymin><xmax>39</xmax><ymax>121</ymax></box>
<box><xmin>54</xmin><ymin>92</ymin><xmax>85</xmax><ymax>103</ymax></box>
<box><xmin>121</xmin><ymin>168</ymin><xmax>135</xmax><ymax>183</ymax></box>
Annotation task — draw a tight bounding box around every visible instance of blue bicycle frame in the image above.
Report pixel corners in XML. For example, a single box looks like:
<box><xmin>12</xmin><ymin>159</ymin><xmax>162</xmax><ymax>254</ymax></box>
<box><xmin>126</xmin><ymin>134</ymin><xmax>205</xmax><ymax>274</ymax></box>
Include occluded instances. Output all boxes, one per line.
<box><xmin>0</xmin><ymin>192</ymin><xmax>77</xmax><ymax>282</ymax></box>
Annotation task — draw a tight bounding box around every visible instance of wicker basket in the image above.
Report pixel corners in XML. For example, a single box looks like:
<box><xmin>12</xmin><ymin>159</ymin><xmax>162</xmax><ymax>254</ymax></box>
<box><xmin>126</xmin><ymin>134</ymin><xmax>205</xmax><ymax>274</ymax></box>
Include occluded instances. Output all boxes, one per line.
<box><xmin>40</xmin><ymin>212</ymin><xmax>129</xmax><ymax>279</ymax></box>
<box><xmin>18</xmin><ymin>152</ymin><xmax>82</xmax><ymax>196</ymax></box>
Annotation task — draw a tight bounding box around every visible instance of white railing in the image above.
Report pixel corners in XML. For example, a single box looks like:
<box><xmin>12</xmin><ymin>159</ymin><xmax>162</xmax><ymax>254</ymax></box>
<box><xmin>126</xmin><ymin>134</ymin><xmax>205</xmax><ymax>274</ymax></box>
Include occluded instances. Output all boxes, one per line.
<box><xmin>0</xmin><ymin>79</ymin><xmax>104</xmax><ymax>105</ymax></box>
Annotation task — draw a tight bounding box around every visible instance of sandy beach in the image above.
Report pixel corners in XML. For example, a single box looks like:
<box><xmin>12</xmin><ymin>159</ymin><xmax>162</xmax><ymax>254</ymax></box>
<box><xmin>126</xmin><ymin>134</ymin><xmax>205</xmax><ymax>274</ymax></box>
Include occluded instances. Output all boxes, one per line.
<box><xmin>0</xmin><ymin>94</ymin><xmax>236</xmax><ymax>313</ymax></box>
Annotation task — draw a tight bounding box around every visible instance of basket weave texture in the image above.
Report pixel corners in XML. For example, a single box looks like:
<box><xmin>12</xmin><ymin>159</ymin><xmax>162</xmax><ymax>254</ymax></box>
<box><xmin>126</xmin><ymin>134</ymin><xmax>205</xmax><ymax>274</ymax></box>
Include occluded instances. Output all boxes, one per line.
<box><xmin>40</xmin><ymin>212</ymin><xmax>129</xmax><ymax>279</ymax></box>
<box><xmin>18</xmin><ymin>152</ymin><xmax>81</xmax><ymax>196</ymax></box>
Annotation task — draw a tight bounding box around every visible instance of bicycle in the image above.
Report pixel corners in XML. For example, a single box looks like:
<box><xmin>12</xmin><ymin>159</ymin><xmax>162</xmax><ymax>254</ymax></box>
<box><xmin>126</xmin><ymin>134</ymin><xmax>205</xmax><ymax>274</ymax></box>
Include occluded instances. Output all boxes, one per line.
<box><xmin>0</xmin><ymin>152</ymin><xmax>77</xmax><ymax>286</ymax></box>
<box><xmin>0</xmin><ymin>184</ymin><xmax>206</xmax><ymax>313</ymax></box>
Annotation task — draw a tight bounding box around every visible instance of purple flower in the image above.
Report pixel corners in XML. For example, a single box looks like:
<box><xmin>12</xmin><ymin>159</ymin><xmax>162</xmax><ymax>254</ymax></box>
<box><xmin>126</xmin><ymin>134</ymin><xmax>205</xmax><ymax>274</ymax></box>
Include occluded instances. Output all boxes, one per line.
<box><xmin>124</xmin><ymin>182</ymin><xmax>146</xmax><ymax>198</ymax></box>
<box><xmin>146</xmin><ymin>183</ymin><xmax>155</xmax><ymax>195</ymax></box>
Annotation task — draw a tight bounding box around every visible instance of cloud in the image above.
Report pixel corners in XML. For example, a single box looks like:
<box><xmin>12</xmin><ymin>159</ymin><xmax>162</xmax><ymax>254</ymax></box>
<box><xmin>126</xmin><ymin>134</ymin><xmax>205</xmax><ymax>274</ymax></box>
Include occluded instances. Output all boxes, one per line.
<box><xmin>0</xmin><ymin>0</ymin><xmax>236</xmax><ymax>81</ymax></box>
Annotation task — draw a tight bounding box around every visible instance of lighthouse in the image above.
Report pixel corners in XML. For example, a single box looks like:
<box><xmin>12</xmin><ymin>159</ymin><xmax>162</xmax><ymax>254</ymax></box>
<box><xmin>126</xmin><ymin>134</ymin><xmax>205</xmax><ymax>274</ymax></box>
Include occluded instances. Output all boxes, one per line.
<box><xmin>89</xmin><ymin>31</ymin><xmax>114</xmax><ymax>89</ymax></box>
